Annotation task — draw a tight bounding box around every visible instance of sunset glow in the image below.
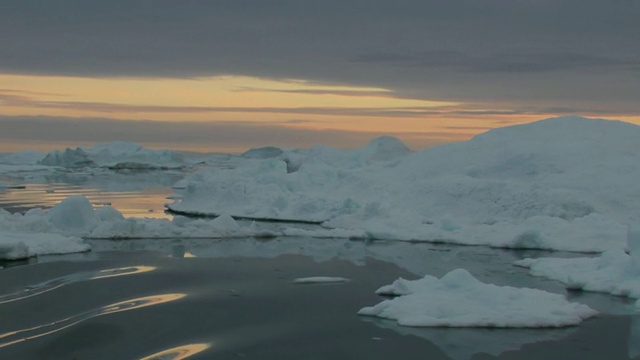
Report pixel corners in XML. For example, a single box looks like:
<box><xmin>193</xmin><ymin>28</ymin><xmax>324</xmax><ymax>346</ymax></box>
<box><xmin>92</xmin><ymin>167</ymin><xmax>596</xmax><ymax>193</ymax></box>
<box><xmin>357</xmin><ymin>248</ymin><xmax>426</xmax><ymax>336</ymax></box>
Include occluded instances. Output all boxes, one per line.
<box><xmin>0</xmin><ymin>73</ymin><xmax>591</xmax><ymax>152</ymax></box>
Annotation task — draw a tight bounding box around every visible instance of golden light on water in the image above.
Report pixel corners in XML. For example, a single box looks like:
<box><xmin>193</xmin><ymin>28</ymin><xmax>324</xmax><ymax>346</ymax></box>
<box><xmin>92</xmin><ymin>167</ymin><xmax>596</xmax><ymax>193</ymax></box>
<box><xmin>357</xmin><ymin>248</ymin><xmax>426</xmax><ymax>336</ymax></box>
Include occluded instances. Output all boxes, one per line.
<box><xmin>0</xmin><ymin>293</ymin><xmax>187</xmax><ymax>349</ymax></box>
<box><xmin>91</xmin><ymin>266</ymin><xmax>157</xmax><ymax>280</ymax></box>
<box><xmin>0</xmin><ymin>184</ymin><xmax>173</xmax><ymax>219</ymax></box>
<box><xmin>139</xmin><ymin>343</ymin><xmax>212</xmax><ymax>360</ymax></box>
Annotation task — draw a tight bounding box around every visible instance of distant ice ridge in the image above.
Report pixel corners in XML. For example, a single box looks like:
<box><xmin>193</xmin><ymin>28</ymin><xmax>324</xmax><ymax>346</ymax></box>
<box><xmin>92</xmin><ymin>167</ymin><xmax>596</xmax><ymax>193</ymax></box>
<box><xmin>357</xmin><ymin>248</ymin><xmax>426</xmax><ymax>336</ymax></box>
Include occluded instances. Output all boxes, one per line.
<box><xmin>358</xmin><ymin>268</ymin><xmax>597</xmax><ymax>327</ymax></box>
<box><xmin>38</xmin><ymin>141</ymin><xmax>189</xmax><ymax>169</ymax></box>
<box><xmin>0</xmin><ymin>195</ymin><xmax>278</xmax><ymax>260</ymax></box>
<box><xmin>169</xmin><ymin>116</ymin><xmax>640</xmax><ymax>252</ymax></box>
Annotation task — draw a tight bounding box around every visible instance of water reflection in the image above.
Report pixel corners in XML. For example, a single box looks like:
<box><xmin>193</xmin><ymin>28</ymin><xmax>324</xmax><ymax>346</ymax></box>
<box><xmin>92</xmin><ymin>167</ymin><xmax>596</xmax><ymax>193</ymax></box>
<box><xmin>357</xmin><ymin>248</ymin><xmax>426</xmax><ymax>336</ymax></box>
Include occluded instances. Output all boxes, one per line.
<box><xmin>139</xmin><ymin>343</ymin><xmax>211</xmax><ymax>360</ymax></box>
<box><xmin>630</xmin><ymin>316</ymin><xmax>640</xmax><ymax>359</ymax></box>
<box><xmin>0</xmin><ymin>293</ymin><xmax>186</xmax><ymax>349</ymax></box>
<box><xmin>362</xmin><ymin>317</ymin><xmax>575</xmax><ymax>360</ymax></box>
<box><xmin>89</xmin><ymin>237</ymin><xmax>567</xmax><ymax>290</ymax></box>
<box><xmin>0</xmin><ymin>266</ymin><xmax>156</xmax><ymax>304</ymax></box>
<box><xmin>0</xmin><ymin>183</ymin><xmax>174</xmax><ymax>218</ymax></box>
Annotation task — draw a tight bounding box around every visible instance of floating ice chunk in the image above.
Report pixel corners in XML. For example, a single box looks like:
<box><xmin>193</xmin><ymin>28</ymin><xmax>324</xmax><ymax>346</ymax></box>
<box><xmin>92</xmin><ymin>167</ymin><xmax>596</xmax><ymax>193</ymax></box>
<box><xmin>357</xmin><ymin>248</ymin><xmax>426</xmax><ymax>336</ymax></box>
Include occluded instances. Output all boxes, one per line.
<box><xmin>0</xmin><ymin>238</ymin><xmax>29</xmax><ymax>260</ymax></box>
<box><xmin>292</xmin><ymin>276</ymin><xmax>350</xmax><ymax>284</ymax></box>
<box><xmin>48</xmin><ymin>195</ymin><xmax>97</xmax><ymax>233</ymax></box>
<box><xmin>0</xmin><ymin>231</ymin><xmax>90</xmax><ymax>260</ymax></box>
<box><xmin>515</xmin><ymin>249</ymin><xmax>640</xmax><ymax>300</ymax></box>
<box><xmin>358</xmin><ymin>268</ymin><xmax>597</xmax><ymax>328</ymax></box>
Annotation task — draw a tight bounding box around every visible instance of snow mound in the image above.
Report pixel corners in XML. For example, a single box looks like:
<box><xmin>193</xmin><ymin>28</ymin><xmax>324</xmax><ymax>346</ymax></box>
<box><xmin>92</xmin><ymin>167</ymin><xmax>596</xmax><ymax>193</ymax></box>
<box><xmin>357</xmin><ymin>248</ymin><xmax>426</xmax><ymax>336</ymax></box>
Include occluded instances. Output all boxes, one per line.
<box><xmin>358</xmin><ymin>135</ymin><xmax>411</xmax><ymax>162</ymax></box>
<box><xmin>358</xmin><ymin>268</ymin><xmax>597</xmax><ymax>327</ymax></box>
<box><xmin>169</xmin><ymin>116</ymin><xmax>640</xmax><ymax>252</ymax></box>
<box><xmin>48</xmin><ymin>195</ymin><xmax>98</xmax><ymax>233</ymax></box>
<box><xmin>39</xmin><ymin>141</ymin><xmax>186</xmax><ymax>169</ymax></box>
<box><xmin>241</xmin><ymin>146</ymin><xmax>284</xmax><ymax>159</ymax></box>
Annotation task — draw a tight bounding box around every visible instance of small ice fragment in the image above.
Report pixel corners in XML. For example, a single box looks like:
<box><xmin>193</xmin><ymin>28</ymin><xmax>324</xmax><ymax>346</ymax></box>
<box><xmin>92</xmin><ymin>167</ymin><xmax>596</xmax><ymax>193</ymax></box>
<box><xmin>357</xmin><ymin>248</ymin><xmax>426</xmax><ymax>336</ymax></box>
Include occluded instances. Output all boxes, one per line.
<box><xmin>292</xmin><ymin>276</ymin><xmax>350</xmax><ymax>284</ymax></box>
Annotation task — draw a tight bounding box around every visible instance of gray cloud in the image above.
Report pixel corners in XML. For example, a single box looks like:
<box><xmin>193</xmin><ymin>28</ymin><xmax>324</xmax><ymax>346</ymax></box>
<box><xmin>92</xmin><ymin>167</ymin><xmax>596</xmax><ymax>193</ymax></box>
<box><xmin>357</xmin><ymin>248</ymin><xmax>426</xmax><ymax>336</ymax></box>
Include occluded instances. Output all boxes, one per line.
<box><xmin>0</xmin><ymin>1</ymin><xmax>639</xmax><ymax>113</ymax></box>
<box><xmin>354</xmin><ymin>51</ymin><xmax>639</xmax><ymax>74</ymax></box>
<box><xmin>2</xmin><ymin>88</ymin><xmax>635</xmax><ymax>123</ymax></box>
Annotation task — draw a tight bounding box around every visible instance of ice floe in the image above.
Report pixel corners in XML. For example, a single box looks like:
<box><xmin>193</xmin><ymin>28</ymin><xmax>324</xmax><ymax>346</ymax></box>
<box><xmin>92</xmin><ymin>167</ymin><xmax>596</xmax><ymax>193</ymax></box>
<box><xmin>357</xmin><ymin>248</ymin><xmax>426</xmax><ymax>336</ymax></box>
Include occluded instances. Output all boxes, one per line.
<box><xmin>292</xmin><ymin>276</ymin><xmax>350</xmax><ymax>284</ymax></box>
<box><xmin>358</xmin><ymin>268</ymin><xmax>597</xmax><ymax>327</ymax></box>
<box><xmin>515</xmin><ymin>226</ymin><xmax>640</xmax><ymax>308</ymax></box>
<box><xmin>0</xmin><ymin>195</ymin><xmax>278</xmax><ymax>260</ymax></box>
<box><xmin>0</xmin><ymin>230</ymin><xmax>89</xmax><ymax>260</ymax></box>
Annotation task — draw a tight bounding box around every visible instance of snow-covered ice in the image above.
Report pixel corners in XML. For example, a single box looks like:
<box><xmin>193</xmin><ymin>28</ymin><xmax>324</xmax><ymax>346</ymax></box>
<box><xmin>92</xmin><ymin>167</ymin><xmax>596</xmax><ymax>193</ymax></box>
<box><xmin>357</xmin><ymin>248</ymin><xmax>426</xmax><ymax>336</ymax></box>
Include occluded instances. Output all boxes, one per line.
<box><xmin>515</xmin><ymin>252</ymin><xmax>640</xmax><ymax>308</ymax></box>
<box><xmin>0</xmin><ymin>230</ymin><xmax>89</xmax><ymax>260</ymax></box>
<box><xmin>514</xmin><ymin>224</ymin><xmax>640</xmax><ymax>308</ymax></box>
<box><xmin>358</xmin><ymin>268</ymin><xmax>597</xmax><ymax>327</ymax></box>
<box><xmin>0</xmin><ymin>194</ymin><xmax>279</xmax><ymax>260</ymax></box>
<box><xmin>169</xmin><ymin>116</ymin><xmax>640</xmax><ymax>252</ymax></box>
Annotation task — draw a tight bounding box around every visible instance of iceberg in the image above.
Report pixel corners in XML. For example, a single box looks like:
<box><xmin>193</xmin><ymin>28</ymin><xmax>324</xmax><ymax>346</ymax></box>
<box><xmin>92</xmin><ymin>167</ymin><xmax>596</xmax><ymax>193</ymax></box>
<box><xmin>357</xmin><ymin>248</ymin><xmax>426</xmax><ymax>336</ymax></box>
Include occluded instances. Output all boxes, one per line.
<box><xmin>169</xmin><ymin>116</ymin><xmax>640</xmax><ymax>252</ymax></box>
<box><xmin>38</xmin><ymin>141</ymin><xmax>188</xmax><ymax>169</ymax></box>
<box><xmin>358</xmin><ymin>268</ymin><xmax>597</xmax><ymax>328</ymax></box>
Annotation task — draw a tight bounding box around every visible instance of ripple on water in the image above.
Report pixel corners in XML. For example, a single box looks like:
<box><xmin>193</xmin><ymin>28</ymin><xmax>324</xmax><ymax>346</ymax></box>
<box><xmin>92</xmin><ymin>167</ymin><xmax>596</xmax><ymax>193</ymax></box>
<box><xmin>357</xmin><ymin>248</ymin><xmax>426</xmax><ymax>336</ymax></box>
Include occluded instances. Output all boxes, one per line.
<box><xmin>0</xmin><ymin>293</ymin><xmax>186</xmax><ymax>349</ymax></box>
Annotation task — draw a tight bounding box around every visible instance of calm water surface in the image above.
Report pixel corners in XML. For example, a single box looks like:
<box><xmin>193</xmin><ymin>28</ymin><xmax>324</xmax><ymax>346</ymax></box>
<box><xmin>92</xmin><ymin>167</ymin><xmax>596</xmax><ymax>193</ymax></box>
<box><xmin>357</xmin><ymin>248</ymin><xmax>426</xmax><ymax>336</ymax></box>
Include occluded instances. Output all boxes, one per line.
<box><xmin>1</xmin><ymin>238</ymin><xmax>638</xmax><ymax>360</ymax></box>
<box><xmin>0</xmin><ymin>170</ymin><xmax>181</xmax><ymax>217</ymax></box>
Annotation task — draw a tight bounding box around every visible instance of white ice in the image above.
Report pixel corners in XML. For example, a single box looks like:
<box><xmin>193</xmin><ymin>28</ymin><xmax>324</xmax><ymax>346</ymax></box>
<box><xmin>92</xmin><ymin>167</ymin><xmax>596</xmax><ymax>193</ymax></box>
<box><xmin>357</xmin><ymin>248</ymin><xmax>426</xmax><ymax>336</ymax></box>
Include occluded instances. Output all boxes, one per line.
<box><xmin>38</xmin><ymin>141</ymin><xmax>189</xmax><ymax>169</ymax></box>
<box><xmin>515</xmin><ymin>226</ymin><xmax>640</xmax><ymax>308</ymax></box>
<box><xmin>0</xmin><ymin>195</ymin><xmax>279</xmax><ymax>260</ymax></box>
<box><xmin>169</xmin><ymin>116</ymin><xmax>640</xmax><ymax>253</ymax></box>
<box><xmin>358</xmin><ymin>268</ymin><xmax>597</xmax><ymax>327</ymax></box>
<box><xmin>0</xmin><ymin>230</ymin><xmax>89</xmax><ymax>260</ymax></box>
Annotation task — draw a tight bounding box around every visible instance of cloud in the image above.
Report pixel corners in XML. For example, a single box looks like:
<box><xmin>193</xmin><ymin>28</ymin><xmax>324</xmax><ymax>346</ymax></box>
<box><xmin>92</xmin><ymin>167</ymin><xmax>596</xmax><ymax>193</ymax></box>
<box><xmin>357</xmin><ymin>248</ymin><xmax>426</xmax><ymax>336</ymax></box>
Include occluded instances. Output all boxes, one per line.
<box><xmin>354</xmin><ymin>51</ymin><xmax>639</xmax><ymax>74</ymax></box>
<box><xmin>0</xmin><ymin>1</ymin><xmax>639</xmax><ymax>112</ymax></box>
